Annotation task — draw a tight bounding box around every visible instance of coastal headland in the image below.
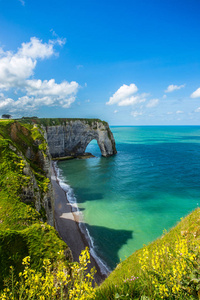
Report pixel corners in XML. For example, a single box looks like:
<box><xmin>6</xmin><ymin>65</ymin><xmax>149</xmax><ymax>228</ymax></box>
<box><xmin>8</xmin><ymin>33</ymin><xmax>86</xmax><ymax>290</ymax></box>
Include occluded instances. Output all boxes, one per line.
<box><xmin>0</xmin><ymin>117</ymin><xmax>116</xmax><ymax>287</ymax></box>
<box><xmin>20</xmin><ymin>117</ymin><xmax>117</xmax><ymax>158</ymax></box>
<box><xmin>1</xmin><ymin>118</ymin><xmax>200</xmax><ymax>299</ymax></box>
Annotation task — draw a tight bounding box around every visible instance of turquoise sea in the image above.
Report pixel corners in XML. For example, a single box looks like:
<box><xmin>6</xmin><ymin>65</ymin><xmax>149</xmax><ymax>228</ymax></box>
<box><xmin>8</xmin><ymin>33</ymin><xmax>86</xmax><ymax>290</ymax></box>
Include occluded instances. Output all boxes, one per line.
<box><xmin>56</xmin><ymin>126</ymin><xmax>200</xmax><ymax>272</ymax></box>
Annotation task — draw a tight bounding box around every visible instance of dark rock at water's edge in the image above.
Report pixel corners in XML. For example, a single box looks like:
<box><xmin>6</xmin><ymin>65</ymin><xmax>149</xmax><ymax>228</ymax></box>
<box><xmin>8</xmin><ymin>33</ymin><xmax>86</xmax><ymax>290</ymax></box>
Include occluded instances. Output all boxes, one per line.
<box><xmin>52</xmin><ymin>152</ymin><xmax>95</xmax><ymax>161</ymax></box>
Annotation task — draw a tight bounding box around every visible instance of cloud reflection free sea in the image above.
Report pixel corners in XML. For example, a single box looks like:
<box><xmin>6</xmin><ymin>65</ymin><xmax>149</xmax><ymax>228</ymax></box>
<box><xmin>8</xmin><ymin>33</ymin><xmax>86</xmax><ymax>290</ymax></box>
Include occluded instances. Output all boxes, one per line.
<box><xmin>57</xmin><ymin>126</ymin><xmax>200</xmax><ymax>270</ymax></box>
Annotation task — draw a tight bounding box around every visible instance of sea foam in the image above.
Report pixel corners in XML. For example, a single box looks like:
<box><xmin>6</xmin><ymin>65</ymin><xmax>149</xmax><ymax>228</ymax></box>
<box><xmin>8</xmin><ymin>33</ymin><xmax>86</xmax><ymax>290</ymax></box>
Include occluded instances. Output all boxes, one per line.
<box><xmin>53</xmin><ymin>161</ymin><xmax>110</xmax><ymax>276</ymax></box>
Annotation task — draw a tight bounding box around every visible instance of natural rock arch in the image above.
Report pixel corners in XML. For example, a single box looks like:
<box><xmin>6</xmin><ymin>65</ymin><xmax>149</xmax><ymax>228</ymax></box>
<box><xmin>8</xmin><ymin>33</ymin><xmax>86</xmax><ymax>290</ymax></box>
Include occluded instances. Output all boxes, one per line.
<box><xmin>85</xmin><ymin>138</ymin><xmax>102</xmax><ymax>155</ymax></box>
<box><xmin>45</xmin><ymin>119</ymin><xmax>117</xmax><ymax>158</ymax></box>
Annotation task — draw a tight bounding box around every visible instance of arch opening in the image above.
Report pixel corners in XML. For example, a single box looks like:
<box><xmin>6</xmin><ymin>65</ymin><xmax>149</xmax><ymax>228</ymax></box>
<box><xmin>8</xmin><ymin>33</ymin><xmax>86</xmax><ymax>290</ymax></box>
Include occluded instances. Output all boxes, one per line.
<box><xmin>85</xmin><ymin>139</ymin><xmax>102</xmax><ymax>157</ymax></box>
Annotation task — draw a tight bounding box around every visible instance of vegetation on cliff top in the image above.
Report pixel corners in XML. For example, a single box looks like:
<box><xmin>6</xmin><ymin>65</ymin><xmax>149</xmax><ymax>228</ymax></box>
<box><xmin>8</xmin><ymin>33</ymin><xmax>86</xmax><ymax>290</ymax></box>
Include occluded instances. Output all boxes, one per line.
<box><xmin>18</xmin><ymin>117</ymin><xmax>108</xmax><ymax>127</ymax></box>
<box><xmin>0</xmin><ymin>120</ymin><xmax>70</xmax><ymax>289</ymax></box>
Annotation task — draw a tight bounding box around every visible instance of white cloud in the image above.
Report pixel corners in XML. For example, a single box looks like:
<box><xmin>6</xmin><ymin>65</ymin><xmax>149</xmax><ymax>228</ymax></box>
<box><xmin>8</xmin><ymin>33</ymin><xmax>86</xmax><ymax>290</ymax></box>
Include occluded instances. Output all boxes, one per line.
<box><xmin>195</xmin><ymin>107</ymin><xmax>200</xmax><ymax>112</ymax></box>
<box><xmin>191</xmin><ymin>88</ymin><xmax>200</xmax><ymax>98</ymax></box>
<box><xmin>0</xmin><ymin>52</ymin><xmax>36</xmax><ymax>89</ymax></box>
<box><xmin>167</xmin><ymin>112</ymin><xmax>173</xmax><ymax>115</ymax></box>
<box><xmin>18</xmin><ymin>37</ymin><xmax>56</xmax><ymax>59</ymax></box>
<box><xmin>163</xmin><ymin>94</ymin><xmax>167</xmax><ymax>99</ymax></box>
<box><xmin>131</xmin><ymin>111</ymin><xmax>143</xmax><ymax>118</ymax></box>
<box><xmin>0</xmin><ymin>96</ymin><xmax>37</xmax><ymax>113</ymax></box>
<box><xmin>0</xmin><ymin>37</ymin><xmax>66</xmax><ymax>90</ymax></box>
<box><xmin>176</xmin><ymin>110</ymin><xmax>184</xmax><ymax>114</ymax></box>
<box><xmin>0</xmin><ymin>96</ymin><xmax>33</xmax><ymax>112</ymax></box>
<box><xmin>106</xmin><ymin>84</ymin><xmax>148</xmax><ymax>107</ymax></box>
<box><xmin>49</xmin><ymin>30</ymin><xmax>65</xmax><ymax>45</ymax></box>
<box><xmin>25</xmin><ymin>79</ymin><xmax>78</xmax><ymax>108</ymax></box>
<box><xmin>50</xmin><ymin>29</ymin><xmax>58</xmax><ymax>37</ymax></box>
<box><xmin>0</xmin><ymin>92</ymin><xmax>76</xmax><ymax>112</ymax></box>
<box><xmin>0</xmin><ymin>79</ymin><xmax>78</xmax><ymax>111</ymax></box>
<box><xmin>146</xmin><ymin>98</ymin><xmax>159</xmax><ymax>108</ymax></box>
<box><xmin>0</xmin><ymin>37</ymin><xmax>79</xmax><ymax>113</ymax></box>
<box><xmin>165</xmin><ymin>84</ymin><xmax>185</xmax><ymax>93</ymax></box>
<box><xmin>106</xmin><ymin>84</ymin><xmax>138</xmax><ymax>106</ymax></box>
<box><xmin>114</xmin><ymin>110</ymin><xmax>118</xmax><ymax>113</ymax></box>
<box><xmin>26</xmin><ymin>79</ymin><xmax>78</xmax><ymax>98</ymax></box>
<box><xmin>118</xmin><ymin>95</ymin><xmax>146</xmax><ymax>106</ymax></box>
<box><xmin>0</xmin><ymin>97</ymin><xmax>15</xmax><ymax>109</ymax></box>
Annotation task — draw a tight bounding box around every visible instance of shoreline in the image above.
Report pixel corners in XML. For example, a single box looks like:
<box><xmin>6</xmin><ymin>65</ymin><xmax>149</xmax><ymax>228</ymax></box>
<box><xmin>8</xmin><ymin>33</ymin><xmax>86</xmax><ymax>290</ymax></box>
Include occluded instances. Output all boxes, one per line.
<box><xmin>50</xmin><ymin>161</ymin><xmax>107</xmax><ymax>285</ymax></box>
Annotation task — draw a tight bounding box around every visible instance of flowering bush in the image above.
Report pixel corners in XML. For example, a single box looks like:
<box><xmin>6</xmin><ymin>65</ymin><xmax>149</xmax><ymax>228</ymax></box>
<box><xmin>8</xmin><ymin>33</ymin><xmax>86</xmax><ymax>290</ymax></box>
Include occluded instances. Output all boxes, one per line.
<box><xmin>0</xmin><ymin>248</ymin><xmax>96</xmax><ymax>300</ymax></box>
<box><xmin>138</xmin><ymin>236</ymin><xmax>200</xmax><ymax>299</ymax></box>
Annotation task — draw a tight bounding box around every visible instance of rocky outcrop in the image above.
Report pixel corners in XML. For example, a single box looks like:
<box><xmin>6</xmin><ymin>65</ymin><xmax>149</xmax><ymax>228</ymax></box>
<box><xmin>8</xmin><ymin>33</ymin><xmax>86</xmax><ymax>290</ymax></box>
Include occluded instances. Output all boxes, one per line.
<box><xmin>6</xmin><ymin>118</ymin><xmax>116</xmax><ymax>225</ymax></box>
<box><xmin>7</xmin><ymin>121</ymin><xmax>55</xmax><ymax>226</ymax></box>
<box><xmin>44</xmin><ymin>119</ymin><xmax>117</xmax><ymax>158</ymax></box>
<box><xmin>22</xmin><ymin>148</ymin><xmax>54</xmax><ymax>227</ymax></box>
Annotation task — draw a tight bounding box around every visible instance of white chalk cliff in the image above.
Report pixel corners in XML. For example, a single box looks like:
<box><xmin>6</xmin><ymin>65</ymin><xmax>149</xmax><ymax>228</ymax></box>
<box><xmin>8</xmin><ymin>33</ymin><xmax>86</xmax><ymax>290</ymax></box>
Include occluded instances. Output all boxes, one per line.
<box><xmin>44</xmin><ymin>119</ymin><xmax>117</xmax><ymax>158</ymax></box>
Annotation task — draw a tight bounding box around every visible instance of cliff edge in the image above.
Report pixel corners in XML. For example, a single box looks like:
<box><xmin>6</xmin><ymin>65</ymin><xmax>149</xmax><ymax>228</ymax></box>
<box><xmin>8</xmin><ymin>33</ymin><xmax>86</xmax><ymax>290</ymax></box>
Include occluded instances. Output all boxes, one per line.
<box><xmin>0</xmin><ymin>119</ymin><xmax>72</xmax><ymax>289</ymax></box>
<box><xmin>0</xmin><ymin>117</ymin><xmax>116</xmax><ymax>288</ymax></box>
<box><xmin>20</xmin><ymin>118</ymin><xmax>117</xmax><ymax>158</ymax></box>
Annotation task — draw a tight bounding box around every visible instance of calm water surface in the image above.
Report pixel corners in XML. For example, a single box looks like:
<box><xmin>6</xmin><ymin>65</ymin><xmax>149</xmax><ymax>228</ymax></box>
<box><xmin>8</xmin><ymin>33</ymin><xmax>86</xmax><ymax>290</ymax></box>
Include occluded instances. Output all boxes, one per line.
<box><xmin>57</xmin><ymin>126</ymin><xmax>200</xmax><ymax>270</ymax></box>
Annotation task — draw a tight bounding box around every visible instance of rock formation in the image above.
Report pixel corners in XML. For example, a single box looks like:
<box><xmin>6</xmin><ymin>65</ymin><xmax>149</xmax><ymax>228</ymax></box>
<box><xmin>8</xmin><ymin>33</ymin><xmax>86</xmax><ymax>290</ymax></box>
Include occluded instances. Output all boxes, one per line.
<box><xmin>0</xmin><ymin>118</ymin><xmax>116</xmax><ymax>287</ymax></box>
<box><xmin>6</xmin><ymin>118</ymin><xmax>116</xmax><ymax>223</ymax></box>
<box><xmin>5</xmin><ymin>121</ymin><xmax>55</xmax><ymax>226</ymax></box>
<box><xmin>43</xmin><ymin>119</ymin><xmax>117</xmax><ymax>158</ymax></box>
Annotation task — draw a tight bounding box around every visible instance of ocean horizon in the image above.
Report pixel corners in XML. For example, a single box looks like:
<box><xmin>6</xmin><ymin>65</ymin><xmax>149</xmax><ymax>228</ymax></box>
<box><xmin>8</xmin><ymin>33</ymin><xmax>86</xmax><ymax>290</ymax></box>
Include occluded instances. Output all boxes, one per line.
<box><xmin>56</xmin><ymin>125</ymin><xmax>200</xmax><ymax>272</ymax></box>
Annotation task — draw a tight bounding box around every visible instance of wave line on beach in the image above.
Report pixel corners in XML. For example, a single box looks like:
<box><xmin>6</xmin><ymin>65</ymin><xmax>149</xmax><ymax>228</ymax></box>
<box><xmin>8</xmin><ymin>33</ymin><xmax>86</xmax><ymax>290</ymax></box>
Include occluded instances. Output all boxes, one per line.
<box><xmin>53</xmin><ymin>161</ymin><xmax>111</xmax><ymax>276</ymax></box>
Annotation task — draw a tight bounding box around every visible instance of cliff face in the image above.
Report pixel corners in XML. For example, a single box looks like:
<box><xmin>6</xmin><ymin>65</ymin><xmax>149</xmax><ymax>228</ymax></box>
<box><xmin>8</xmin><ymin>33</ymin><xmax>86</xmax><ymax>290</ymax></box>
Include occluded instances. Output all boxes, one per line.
<box><xmin>6</xmin><ymin>117</ymin><xmax>116</xmax><ymax>221</ymax></box>
<box><xmin>9</xmin><ymin>121</ymin><xmax>54</xmax><ymax>225</ymax></box>
<box><xmin>0</xmin><ymin>118</ymin><xmax>116</xmax><ymax>287</ymax></box>
<box><xmin>38</xmin><ymin>119</ymin><xmax>117</xmax><ymax>158</ymax></box>
<box><xmin>0</xmin><ymin>120</ymin><xmax>72</xmax><ymax>288</ymax></box>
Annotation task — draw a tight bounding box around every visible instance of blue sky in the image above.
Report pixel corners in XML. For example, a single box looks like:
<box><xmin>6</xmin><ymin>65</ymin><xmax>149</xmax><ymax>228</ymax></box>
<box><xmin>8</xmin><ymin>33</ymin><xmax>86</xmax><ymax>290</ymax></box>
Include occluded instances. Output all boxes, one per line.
<box><xmin>0</xmin><ymin>0</ymin><xmax>200</xmax><ymax>125</ymax></box>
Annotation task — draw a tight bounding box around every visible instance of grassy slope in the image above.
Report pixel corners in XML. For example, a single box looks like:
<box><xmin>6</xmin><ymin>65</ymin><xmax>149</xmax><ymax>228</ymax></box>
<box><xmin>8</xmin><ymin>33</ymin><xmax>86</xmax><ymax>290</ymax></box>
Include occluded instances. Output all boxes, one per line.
<box><xmin>0</xmin><ymin>120</ymin><xmax>70</xmax><ymax>289</ymax></box>
<box><xmin>96</xmin><ymin>208</ymin><xmax>200</xmax><ymax>299</ymax></box>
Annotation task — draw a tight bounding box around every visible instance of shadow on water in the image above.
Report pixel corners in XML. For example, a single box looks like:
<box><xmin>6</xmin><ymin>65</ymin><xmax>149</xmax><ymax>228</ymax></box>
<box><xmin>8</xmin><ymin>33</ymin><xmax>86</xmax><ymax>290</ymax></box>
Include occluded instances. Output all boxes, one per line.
<box><xmin>55</xmin><ymin>216</ymin><xmax>133</xmax><ymax>282</ymax></box>
<box><xmin>84</xmin><ymin>223</ymin><xmax>133</xmax><ymax>270</ymax></box>
<box><xmin>52</xmin><ymin>169</ymin><xmax>134</xmax><ymax>271</ymax></box>
<box><xmin>74</xmin><ymin>187</ymin><xmax>104</xmax><ymax>202</ymax></box>
<box><xmin>52</xmin><ymin>173</ymin><xmax>133</xmax><ymax>269</ymax></box>
<box><xmin>52</xmin><ymin>176</ymin><xmax>133</xmax><ymax>270</ymax></box>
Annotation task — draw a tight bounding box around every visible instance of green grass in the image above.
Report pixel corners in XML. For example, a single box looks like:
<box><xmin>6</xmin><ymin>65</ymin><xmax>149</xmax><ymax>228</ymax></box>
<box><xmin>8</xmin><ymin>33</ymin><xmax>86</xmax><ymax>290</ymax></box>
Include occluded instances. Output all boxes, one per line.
<box><xmin>0</xmin><ymin>224</ymin><xmax>68</xmax><ymax>289</ymax></box>
<box><xmin>0</xmin><ymin>120</ymin><xmax>71</xmax><ymax>290</ymax></box>
<box><xmin>17</xmin><ymin>117</ymin><xmax>108</xmax><ymax>127</ymax></box>
<box><xmin>95</xmin><ymin>208</ymin><xmax>200</xmax><ymax>299</ymax></box>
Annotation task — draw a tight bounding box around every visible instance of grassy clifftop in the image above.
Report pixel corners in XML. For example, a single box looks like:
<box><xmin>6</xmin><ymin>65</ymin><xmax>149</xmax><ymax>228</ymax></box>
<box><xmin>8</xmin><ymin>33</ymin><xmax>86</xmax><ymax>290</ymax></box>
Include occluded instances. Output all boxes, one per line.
<box><xmin>0</xmin><ymin>119</ymin><xmax>71</xmax><ymax>289</ymax></box>
<box><xmin>18</xmin><ymin>117</ymin><xmax>108</xmax><ymax>127</ymax></box>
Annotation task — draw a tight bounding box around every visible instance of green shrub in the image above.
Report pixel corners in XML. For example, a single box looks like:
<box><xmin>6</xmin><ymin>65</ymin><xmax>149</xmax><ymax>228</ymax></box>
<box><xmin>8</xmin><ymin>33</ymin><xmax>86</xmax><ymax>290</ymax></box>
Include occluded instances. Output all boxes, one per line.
<box><xmin>1</xmin><ymin>248</ymin><xmax>95</xmax><ymax>300</ymax></box>
<box><xmin>0</xmin><ymin>121</ymin><xmax>71</xmax><ymax>291</ymax></box>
